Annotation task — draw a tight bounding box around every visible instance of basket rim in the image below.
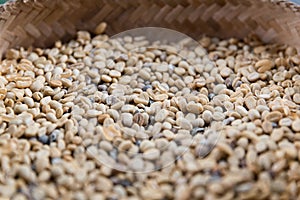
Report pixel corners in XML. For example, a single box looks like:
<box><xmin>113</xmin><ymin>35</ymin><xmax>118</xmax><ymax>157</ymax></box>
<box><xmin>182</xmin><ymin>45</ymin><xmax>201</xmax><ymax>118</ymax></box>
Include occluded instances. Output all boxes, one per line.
<box><xmin>2</xmin><ymin>0</ymin><xmax>299</xmax><ymax>13</ymax></box>
<box><xmin>1</xmin><ymin>0</ymin><xmax>300</xmax><ymax>59</ymax></box>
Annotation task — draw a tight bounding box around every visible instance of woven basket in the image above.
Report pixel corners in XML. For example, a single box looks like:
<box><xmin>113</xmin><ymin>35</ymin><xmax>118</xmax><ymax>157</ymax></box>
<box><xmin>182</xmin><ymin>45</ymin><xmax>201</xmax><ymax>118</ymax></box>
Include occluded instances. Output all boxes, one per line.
<box><xmin>0</xmin><ymin>0</ymin><xmax>300</xmax><ymax>59</ymax></box>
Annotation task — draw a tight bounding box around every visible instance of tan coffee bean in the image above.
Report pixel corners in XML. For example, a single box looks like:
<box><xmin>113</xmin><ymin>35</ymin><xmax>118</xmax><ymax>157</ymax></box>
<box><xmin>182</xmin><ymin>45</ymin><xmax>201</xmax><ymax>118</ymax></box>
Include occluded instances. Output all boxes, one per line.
<box><xmin>220</xmin><ymin>67</ymin><xmax>232</xmax><ymax>77</ymax></box>
<box><xmin>293</xmin><ymin>93</ymin><xmax>300</xmax><ymax>104</ymax></box>
<box><xmin>132</xmin><ymin>112</ymin><xmax>145</xmax><ymax>126</ymax></box>
<box><xmin>174</xmin><ymin>67</ymin><xmax>186</xmax><ymax>75</ymax></box>
<box><xmin>176</xmin><ymin>117</ymin><xmax>192</xmax><ymax>130</ymax></box>
<box><xmin>186</xmin><ymin>102</ymin><xmax>203</xmax><ymax>115</ymax></box>
<box><xmin>264</xmin><ymin>111</ymin><xmax>282</xmax><ymax>122</ymax></box>
<box><xmin>155</xmin><ymin>109</ymin><xmax>169</xmax><ymax>122</ymax></box>
<box><xmin>245</xmin><ymin>96</ymin><xmax>256</xmax><ymax>110</ymax></box>
<box><xmin>109</xmin><ymin>70</ymin><xmax>121</xmax><ymax>78</ymax></box>
<box><xmin>271</xmin><ymin>128</ymin><xmax>284</xmax><ymax>142</ymax></box>
<box><xmin>14</xmin><ymin>104</ymin><xmax>28</xmax><ymax>113</ymax></box>
<box><xmin>0</xmin><ymin>88</ymin><xmax>7</xmax><ymax>100</ymax></box>
<box><xmin>140</xmin><ymin>140</ymin><xmax>155</xmax><ymax>152</ymax></box>
<box><xmin>143</xmin><ymin>148</ymin><xmax>160</xmax><ymax>160</ymax></box>
<box><xmin>255</xmin><ymin>59</ymin><xmax>274</xmax><ymax>73</ymax></box>
<box><xmin>247</xmin><ymin>72</ymin><xmax>260</xmax><ymax>82</ymax></box>
<box><xmin>236</xmin><ymin>106</ymin><xmax>248</xmax><ymax>117</ymax></box>
<box><xmin>248</xmin><ymin>109</ymin><xmax>260</xmax><ymax>121</ymax></box>
<box><xmin>156</xmin><ymin>64</ymin><xmax>169</xmax><ymax>72</ymax></box>
<box><xmin>94</xmin><ymin>22</ymin><xmax>107</xmax><ymax>34</ymax></box>
<box><xmin>134</xmin><ymin>97</ymin><xmax>148</xmax><ymax>105</ymax></box>
<box><xmin>16</xmin><ymin>80</ymin><xmax>32</xmax><ymax>89</ymax></box>
<box><xmin>255</xmin><ymin>141</ymin><xmax>267</xmax><ymax>153</ymax></box>
<box><xmin>49</xmin><ymin>79</ymin><xmax>62</xmax><ymax>87</ymax></box>
<box><xmin>102</xmin><ymin>125</ymin><xmax>121</xmax><ymax>141</ymax></box>
<box><xmin>139</xmin><ymin>69</ymin><xmax>151</xmax><ymax>80</ymax></box>
<box><xmin>262</xmin><ymin>120</ymin><xmax>273</xmax><ymax>133</ymax></box>
<box><xmin>101</xmin><ymin>75</ymin><xmax>112</xmax><ymax>82</ymax></box>
<box><xmin>118</xmin><ymin>140</ymin><xmax>133</xmax><ymax>151</ymax></box>
<box><xmin>121</xmin><ymin>113</ymin><xmax>133</xmax><ymax>127</ymax></box>
<box><xmin>292</xmin><ymin>119</ymin><xmax>300</xmax><ymax>132</ymax></box>
<box><xmin>30</xmin><ymin>76</ymin><xmax>46</xmax><ymax>92</ymax></box>
<box><xmin>279</xmin><ymin>117</ymin><xmax>292</xmax><ymax>127</ymax></box>
<box><xmin>153</xmin><ymin>94</ymin><xmax>168</xmax><ymax>101</ymax></box>
<box><xmin>273</xmin><ymin>72</ymin><xmax>285</xmax><ymax>82</ymax></box>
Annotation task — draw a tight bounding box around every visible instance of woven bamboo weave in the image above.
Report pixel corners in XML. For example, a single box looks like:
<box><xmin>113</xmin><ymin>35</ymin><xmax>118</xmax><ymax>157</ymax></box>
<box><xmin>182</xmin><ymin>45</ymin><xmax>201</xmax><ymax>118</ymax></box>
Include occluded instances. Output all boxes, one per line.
<box><xmin>0</xmin><ymin>0</ymin><xmax>300</xmax><ymax>58</ymax></box>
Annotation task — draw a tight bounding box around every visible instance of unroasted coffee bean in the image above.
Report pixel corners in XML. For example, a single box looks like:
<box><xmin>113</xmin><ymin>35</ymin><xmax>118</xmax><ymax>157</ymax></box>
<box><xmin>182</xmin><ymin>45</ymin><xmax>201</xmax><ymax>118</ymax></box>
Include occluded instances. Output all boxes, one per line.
<box><xmin>1</xmin><ymin>22</ymin><xmax>299</xmax><ymax>200</ymax></box>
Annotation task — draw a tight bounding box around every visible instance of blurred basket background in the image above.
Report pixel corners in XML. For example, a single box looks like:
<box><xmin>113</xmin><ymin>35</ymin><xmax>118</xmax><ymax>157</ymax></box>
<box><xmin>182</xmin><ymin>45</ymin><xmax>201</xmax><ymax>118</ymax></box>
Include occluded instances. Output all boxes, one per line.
<box><xmin>0</xmin><ymin>0</ymin><xmax>300</xmax><ymax>58</ymax></box>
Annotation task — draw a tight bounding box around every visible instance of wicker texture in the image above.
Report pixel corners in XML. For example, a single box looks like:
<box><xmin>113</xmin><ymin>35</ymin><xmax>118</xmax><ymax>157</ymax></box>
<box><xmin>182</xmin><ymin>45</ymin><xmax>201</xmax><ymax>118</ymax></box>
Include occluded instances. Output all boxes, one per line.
<box><xmin>0</xmin><ymin>0</ymin><xmax>300</xmax><ymax>58</ymax></box>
